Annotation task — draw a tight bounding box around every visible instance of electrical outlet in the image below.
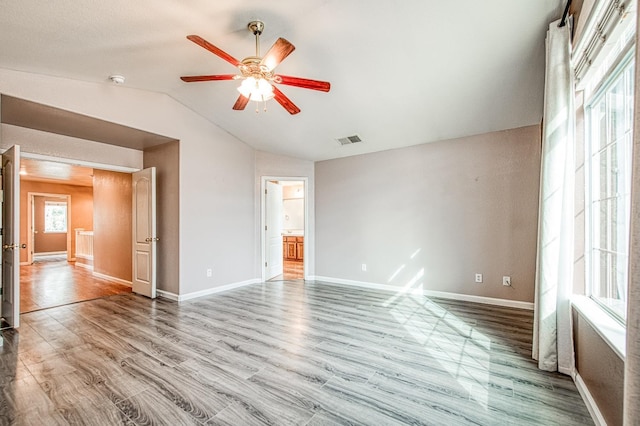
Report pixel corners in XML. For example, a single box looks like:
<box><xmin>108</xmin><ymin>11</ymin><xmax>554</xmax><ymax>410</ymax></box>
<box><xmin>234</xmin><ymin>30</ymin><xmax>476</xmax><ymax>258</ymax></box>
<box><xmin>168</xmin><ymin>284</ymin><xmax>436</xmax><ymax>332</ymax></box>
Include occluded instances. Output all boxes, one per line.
<box><xmin>475</xmin><ymin>273</ymin><xmax>483</xmax><ymax>283</ymax></box>
<box><xmin>503</xmin><ymin>276</ymin><xmax>511</xmax><ymax>286</ymax></box>
<box><xmin>362</xmin><ymin>264</ymin><xmax>367</xmax><ymax>272</ymax></box>
<box><xmin>206</xmin><ymin>268</ymin><xmax>213</xmax><ymax>277</ymax></box>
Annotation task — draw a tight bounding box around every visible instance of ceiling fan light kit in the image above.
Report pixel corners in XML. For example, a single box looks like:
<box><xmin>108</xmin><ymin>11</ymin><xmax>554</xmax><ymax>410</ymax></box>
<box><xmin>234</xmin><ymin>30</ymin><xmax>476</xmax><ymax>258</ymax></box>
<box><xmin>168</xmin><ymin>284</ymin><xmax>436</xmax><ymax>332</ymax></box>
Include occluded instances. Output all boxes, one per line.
<box><xmin>180</xmin><ymin>20</ymin><xmax>330</xmax><ymax>115</ymax></box>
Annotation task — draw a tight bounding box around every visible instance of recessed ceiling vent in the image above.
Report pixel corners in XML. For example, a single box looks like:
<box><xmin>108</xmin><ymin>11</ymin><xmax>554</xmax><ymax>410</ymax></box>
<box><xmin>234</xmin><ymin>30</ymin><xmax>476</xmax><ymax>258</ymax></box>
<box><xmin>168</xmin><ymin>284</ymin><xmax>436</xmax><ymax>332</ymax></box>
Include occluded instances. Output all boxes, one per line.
<box><xmin>336</xmin><ymin>134</ymin><xmax>363</xmax><ymax>146</ymax></box>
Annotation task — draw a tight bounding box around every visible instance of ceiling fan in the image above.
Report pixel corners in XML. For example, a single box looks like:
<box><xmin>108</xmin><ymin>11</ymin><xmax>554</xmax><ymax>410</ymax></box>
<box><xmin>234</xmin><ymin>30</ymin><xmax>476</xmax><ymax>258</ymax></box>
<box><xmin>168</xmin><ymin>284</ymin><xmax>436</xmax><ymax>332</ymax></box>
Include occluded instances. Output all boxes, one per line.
<box><xmin>180</xmin><ymin>20</ymin><xmax>330</xmax><ymax>115</ymax></box>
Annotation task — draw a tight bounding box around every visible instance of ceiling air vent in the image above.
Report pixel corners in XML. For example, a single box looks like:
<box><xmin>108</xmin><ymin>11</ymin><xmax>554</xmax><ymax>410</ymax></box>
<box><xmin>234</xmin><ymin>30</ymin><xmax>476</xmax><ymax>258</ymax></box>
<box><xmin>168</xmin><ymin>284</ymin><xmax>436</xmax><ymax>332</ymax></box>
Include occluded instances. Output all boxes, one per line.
<box><xmin>336</xmin><ymin>134</ymin><xmax>363</xmax><ymax>146</ymax></box>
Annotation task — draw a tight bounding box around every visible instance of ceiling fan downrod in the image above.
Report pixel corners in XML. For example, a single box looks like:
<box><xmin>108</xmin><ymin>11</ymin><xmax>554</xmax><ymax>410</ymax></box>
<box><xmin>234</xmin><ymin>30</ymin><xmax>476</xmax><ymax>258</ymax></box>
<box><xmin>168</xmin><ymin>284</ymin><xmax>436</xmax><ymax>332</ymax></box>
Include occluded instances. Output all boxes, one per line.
<box><xmin>248</xmin><ymin>20</ymin><xmax>264</xmax><ymax>57</ymax></box>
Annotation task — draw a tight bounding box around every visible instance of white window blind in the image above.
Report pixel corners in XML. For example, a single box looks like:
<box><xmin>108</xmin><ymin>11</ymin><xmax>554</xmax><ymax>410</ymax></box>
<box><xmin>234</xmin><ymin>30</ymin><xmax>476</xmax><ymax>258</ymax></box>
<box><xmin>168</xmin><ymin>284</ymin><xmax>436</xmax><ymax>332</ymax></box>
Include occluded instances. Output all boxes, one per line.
<box><xmin>573</xmin><ymin>0</ymin><xmax>637</xmax><ymax>91</ymax></box>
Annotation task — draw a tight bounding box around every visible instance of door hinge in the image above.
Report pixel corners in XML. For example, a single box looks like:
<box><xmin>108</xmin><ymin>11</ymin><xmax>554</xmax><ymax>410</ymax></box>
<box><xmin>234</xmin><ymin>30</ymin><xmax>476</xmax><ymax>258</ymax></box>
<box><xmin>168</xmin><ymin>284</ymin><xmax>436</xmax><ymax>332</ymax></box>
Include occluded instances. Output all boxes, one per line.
<box><xmin>265</xmin><ymin>262</ymin><xmax>267</xmax><ymax>267</ymax></box>
<box><xmin>265</xmin><ymin>189</ymin><xmax>267</xmax><ymax>194</ymax></box>
<box><xmin>265</xmin><ymin>225</ymin><xmax>267</xmax><ymax>231</ymax></box>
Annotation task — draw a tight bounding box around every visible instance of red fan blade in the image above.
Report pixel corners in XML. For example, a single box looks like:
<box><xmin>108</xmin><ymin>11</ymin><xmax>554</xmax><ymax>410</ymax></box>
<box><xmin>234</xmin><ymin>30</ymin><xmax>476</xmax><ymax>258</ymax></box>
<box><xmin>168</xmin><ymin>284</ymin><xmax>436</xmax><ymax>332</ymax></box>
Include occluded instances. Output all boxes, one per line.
<box><xmin>233</xmin><ymin>94</ymin><xmax>250</xmax><ymax>110</ymax></box>
<box><xmin>180</xmin><ymin>74</ymin><xmax>237</xmax><ymax>82</ymax></box>
<box><xmin>260</xmin><ymin>38</ymin><xmax>295</xmax><ymax>71</ymax></box>
<box><xmin>186</xmin><ymin>35</ymin><xmax>241</xmax><ymax>67</ymax></box>
<box><xmin>277</xmin><ymin>75</ymin><xmax>331</xmax><ymax>92</ymax></box>
<box><xmin>272</xmin><ymin>86</ymin><xmax>301</xmax><ymax>115</ymax></box>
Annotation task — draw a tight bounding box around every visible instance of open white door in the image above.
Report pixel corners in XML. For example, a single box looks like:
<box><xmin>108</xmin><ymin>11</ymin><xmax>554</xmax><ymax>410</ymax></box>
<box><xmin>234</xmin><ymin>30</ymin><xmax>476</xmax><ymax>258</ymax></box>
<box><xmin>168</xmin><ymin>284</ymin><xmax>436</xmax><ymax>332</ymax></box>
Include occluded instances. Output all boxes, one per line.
<box><xmin>265</xmin><ymin>181</ymin><xmax>283</xmax><ymax>280</ymax></box>
<box><xmin>132</xmin><ymin>167</ymin><xmax>157</xmax><ymax>298</ymax></box>
<box><xmin>1</xmin><ymin>145</ymin><xmax>20</xmax><ymax>328</ymax></box>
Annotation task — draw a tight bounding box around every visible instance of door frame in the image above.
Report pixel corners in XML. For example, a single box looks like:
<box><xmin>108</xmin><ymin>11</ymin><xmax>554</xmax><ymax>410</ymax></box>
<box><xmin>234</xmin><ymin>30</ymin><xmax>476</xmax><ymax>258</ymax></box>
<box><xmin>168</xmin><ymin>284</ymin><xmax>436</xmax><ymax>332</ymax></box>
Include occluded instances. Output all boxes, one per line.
<box><xmin>3</xmin><ymin>150</ymin><xmax>140</xmax><ymax>328</ymax></box>
<box><xmin>260</xmin><ymin>176</ymin><xmax>309</xmax><ymax>282</ymax></box>
<box><xmin>26</xmin><ymin>192</ymin><xmax>72</xmax><ymax>265</ymax></box>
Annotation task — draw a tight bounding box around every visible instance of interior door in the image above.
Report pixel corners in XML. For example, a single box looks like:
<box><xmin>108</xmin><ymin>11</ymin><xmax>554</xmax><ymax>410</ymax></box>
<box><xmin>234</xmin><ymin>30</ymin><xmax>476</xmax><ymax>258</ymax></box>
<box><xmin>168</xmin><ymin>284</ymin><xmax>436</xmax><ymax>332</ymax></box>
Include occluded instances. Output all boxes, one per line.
<box><xmin>1</xmin><ymin>145</ymin><xmax>21</xmax><ymax>328</ymax></box>
<box><xmin>132</xmin><ymin>167</ymin><xmax>157</xmax><ymax>298</ymax></box>
<box><xmin>265</xmin><ymin>181</ymin><xmax>283</xmax><ymax>280</ymax></box>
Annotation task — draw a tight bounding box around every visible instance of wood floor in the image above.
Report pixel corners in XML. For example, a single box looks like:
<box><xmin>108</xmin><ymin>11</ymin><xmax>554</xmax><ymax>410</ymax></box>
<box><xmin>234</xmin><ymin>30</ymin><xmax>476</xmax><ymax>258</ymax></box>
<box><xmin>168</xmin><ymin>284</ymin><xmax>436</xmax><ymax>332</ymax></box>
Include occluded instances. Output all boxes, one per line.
<box><xmin>0</xmin><ymin>281</ymin><xmax>593</xmax><ymax>425</ymax></box>
<box><xmin>269</xmin><ymin>259</ymin><xmax>304</xmax><ymax>281</ymax></box>
<box><xmin>20</xmin><ymin>259</ymin><xmax>132</xmax><ymax>313</ymax></box>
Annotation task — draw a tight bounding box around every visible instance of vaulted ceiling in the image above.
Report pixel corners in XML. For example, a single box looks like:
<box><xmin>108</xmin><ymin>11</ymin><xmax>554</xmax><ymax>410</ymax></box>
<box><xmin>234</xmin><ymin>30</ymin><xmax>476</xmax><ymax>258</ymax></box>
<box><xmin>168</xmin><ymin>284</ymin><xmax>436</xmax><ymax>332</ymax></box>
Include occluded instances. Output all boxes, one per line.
<box><xmin>0</xmin><ymin>1</ymin><xmax>563</xmax><ymax>161</ymax></box>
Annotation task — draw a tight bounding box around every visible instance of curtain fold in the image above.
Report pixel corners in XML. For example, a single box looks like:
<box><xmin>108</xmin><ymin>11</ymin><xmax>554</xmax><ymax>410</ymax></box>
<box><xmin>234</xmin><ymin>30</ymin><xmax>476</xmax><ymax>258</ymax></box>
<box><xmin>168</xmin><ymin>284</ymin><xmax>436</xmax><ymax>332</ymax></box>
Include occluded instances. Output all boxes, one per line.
<box><xmin>623</xmin><ymin>12</ymin><xmax>640</xmax><ymax>423</ymax></box>
<box><xmin>532</xmin><ymin>18</ymin><xmax>575</xmax><ymax>374</ymax></box>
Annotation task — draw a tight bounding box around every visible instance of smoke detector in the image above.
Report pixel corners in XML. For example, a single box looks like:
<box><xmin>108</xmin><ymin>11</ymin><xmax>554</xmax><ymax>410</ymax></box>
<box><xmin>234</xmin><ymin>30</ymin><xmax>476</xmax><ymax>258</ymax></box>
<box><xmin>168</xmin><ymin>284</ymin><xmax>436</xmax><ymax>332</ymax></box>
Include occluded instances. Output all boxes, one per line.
<box><xmin>109</xmin><ymin>75</ymin><xmax>125</xmax><ymax>84</ymax></box>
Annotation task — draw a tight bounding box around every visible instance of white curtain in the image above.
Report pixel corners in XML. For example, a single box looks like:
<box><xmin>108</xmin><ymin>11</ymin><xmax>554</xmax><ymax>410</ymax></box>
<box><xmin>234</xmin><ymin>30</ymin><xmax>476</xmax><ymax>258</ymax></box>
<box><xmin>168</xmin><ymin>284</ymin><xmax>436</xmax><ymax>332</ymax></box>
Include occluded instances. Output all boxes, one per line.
<box><xmin>532</xmin><ymin>18</ymin><xmax>575</xmax><ymax>374</ymax></box>
<box><xmin>623</xmin><ymin>9</ymin><xmax>640</xmax><ymax>423</ymax></box>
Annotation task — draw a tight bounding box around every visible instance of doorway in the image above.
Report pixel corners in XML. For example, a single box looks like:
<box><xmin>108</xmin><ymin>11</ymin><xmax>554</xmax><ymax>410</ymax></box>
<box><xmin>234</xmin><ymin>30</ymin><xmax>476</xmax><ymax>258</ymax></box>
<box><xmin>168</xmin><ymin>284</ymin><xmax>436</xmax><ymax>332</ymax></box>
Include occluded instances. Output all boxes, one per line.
<box><xmin>262</xmin><ymin>178</ymin><xmax>307</xmax><ymax>282</ymax></box>
<box><xmin>17</xmin><ymin>158</ymin><xmax>136</xmax><ymax>313</ymax></box>
<box><xmin>27</xmin><ymin>193</ymin><xmax>71</xmax><ymax>265</ymax></box>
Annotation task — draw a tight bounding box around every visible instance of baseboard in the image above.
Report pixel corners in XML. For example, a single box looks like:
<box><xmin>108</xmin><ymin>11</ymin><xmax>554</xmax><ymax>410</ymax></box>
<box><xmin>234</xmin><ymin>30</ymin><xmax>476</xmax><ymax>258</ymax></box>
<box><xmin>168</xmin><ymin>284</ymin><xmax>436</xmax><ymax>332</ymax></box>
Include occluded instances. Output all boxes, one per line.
<box><xmin>92</xmin><ymin>271</ymin><xmax>132</xmax><ymax>287</ymax></box>
<box><xmin>75</xmin><ymin>262</ymin><xmax>93</xmax><ymax>271</ymax></box>
<box><xmin>575</xmin><ymin>373</ymin><xmax>607</xmax><ymax>426</ymax></box>
<box><xmin>34</xmin><ymin>251</ymin><xmax>66</xmax><ymax>256</ymax></box>
<box><xmin>158</xmin><ymin>278</ymin><xmax>261</xmax><ymax>302</ymax></box>
<box><xmin>75</xmin><ymin>254</ymin><xmax>94</xmax><ymax>261</ymax></box>
<box><xmin>157</xmin><ymin>289</ymin><xmax>179</xmax><ymax>301</ymax></box>
<box><xmin>20</xmin><ymin>261</ymin><xmax>30</xmax><ymax>266</ymax></box>
<box><xmin>310</xmin><ymin>276</ymin><xmax>534</xmax><ymax>310</ymax></box>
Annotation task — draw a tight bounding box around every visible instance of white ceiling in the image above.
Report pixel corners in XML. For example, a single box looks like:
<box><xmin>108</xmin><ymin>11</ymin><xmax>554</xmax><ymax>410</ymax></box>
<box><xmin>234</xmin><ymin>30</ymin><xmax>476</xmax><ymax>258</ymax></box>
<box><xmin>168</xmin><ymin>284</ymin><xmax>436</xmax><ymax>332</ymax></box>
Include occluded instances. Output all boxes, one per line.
<box><xmin>0</xmin><ymin>0</ymin><xmax>563</xmax><ymax>161</ymax></box>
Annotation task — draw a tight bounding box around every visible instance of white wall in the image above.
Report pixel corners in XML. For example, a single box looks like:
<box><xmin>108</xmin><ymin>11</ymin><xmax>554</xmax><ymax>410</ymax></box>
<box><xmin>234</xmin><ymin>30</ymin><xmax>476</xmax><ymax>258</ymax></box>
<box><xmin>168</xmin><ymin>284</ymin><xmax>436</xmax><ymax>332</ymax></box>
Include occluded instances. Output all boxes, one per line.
<box><xmin>315</xmin><ymin>125</ymin><xmax>541</xmax><ymax>303</ymax></box>
<box><xmin>254</xmin><ymin>150</ymin><xmax>315</xmax><ymax>277</ymax></box>
<box><xmin>0</xmin><ymin>68</ymin><xmax>256</xmax><ymax>296</ymax></box>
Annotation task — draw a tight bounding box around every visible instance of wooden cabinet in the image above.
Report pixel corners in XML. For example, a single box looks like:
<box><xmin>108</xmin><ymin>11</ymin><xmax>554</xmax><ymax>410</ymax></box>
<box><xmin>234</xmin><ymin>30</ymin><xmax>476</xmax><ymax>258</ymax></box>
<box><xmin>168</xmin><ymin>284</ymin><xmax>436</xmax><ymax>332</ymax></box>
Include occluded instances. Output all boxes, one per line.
<box><xmin>283</xmin><ymin>236</ymin><xmax>304</xmax><ymax>261</ymax></box>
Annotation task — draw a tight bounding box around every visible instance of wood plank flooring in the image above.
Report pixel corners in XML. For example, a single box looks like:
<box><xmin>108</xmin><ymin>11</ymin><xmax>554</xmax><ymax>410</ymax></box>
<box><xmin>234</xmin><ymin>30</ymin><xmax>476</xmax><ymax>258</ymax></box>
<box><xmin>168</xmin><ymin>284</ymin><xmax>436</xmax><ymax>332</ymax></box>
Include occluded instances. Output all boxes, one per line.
<box><xmin>20</xmin><ymin>260</ymin><xmax>132</xmax><ymax>313</ymax></box>
<box><xmin>0</xmin><ymin>281</ymin><xmax>593</xmax><ymax>425</ymax></box>
<box><xmin>269</xmin><ymin>260</ymin><xmax>304</xmax><ymax>281</ymax></box>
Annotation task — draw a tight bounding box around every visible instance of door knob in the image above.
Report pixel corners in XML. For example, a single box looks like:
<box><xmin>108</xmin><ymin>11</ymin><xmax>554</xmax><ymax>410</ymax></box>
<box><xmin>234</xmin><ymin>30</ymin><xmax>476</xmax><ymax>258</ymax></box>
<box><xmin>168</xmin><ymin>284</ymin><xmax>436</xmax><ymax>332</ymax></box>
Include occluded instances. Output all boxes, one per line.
<box><xmin>20</xmin><ymin>244</ymin><xmax>26</xmax><ymax>249</ymax></box>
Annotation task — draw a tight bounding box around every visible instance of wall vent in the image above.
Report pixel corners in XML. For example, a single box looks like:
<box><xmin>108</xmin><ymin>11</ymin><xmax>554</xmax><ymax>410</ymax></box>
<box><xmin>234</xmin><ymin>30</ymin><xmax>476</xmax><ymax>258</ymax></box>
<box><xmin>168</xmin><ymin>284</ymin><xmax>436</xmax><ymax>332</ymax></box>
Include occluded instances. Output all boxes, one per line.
<box><xmin>336</xmin><ymin>134</ymin><xmax>363</xmax><ymax>146</ymax></box>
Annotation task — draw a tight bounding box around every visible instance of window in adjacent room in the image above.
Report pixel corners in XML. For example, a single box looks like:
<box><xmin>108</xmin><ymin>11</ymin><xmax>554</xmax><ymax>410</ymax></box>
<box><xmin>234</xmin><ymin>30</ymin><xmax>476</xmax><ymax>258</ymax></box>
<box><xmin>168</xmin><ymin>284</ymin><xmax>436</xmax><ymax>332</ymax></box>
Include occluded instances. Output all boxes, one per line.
<box><xmin>585</xmin><ymin>50</ymin><xmax>634</xmax><ymax>323</ymax></box>
<box><xmin>44</xmin><ymin>201</ymin><xmax>68</xmax><ymax>233</ymax></box>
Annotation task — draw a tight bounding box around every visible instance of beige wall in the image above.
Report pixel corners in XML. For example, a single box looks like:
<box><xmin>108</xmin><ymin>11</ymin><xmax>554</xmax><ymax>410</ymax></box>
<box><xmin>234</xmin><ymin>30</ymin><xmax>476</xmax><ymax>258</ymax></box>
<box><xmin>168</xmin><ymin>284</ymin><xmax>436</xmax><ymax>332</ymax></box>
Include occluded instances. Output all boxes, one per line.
<box><xmin>315</xmin><ymin>125</ymin><xmax>541</xmax><ymax>303</ymax></box>
<box><xmin>93</xmin><ymin>170</ymin><xmax>132</xmax><ymax>282</ymax></box>
<box><xmin>2</xmin><ymin>124</ymin><xmax>143</xmax><ymax>170</ymax></box>
<box><xmin>573</xmin><ymin>309</ymin><xmax>624</xmax><ymax>425</ymax></box>
<box><xmin>19</xmin><ymin>180</ymin><xmax>93</xmax><ymax>263</ymax></box>
<box><xmin>143</xmin><ymin>141</ymin><xmax>179</xmax><ymax>294</ymax></box>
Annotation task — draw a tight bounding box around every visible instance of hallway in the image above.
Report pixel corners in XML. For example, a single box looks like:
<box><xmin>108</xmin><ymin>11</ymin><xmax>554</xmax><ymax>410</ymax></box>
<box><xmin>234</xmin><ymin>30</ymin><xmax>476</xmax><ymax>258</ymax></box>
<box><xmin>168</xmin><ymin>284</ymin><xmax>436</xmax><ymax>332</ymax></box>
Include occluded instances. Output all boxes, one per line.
<box><xmin>20</xmin><ymin>258</ymin><xmax>131</xmax><ymax>313</ymax></box>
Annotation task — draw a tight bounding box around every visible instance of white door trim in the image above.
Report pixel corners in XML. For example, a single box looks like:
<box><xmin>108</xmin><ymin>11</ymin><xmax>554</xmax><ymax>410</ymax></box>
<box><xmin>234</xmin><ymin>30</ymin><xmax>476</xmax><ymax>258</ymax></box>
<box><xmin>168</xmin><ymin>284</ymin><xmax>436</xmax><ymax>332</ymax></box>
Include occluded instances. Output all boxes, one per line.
<box><xmin>260</xmin><ymin>176</ymin><xmax>309</xmax><ymax>282</ymax></box>
<box><xmin>20</xmin><ymin>152</ymin><xmax>139</xmax><ymax>174</ymax></box>
<box><xmin>26</xmin><ymin>192</ymin><xmax>72</xmax><ymax>265</ymax></box>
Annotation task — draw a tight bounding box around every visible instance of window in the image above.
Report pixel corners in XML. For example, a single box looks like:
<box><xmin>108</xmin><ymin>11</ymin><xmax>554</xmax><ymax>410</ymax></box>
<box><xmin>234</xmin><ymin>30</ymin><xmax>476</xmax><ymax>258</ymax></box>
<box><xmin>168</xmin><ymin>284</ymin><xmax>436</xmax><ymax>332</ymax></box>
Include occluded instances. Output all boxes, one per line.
<box><xmin>44</xmin><ymin>201</ymin><xmax>68</xmax><ymax>233</ymax></box>
<box><xmin>586</xmin><ymin>53</ymin><xmax>635</xmax><ymax>323</ymax></box>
